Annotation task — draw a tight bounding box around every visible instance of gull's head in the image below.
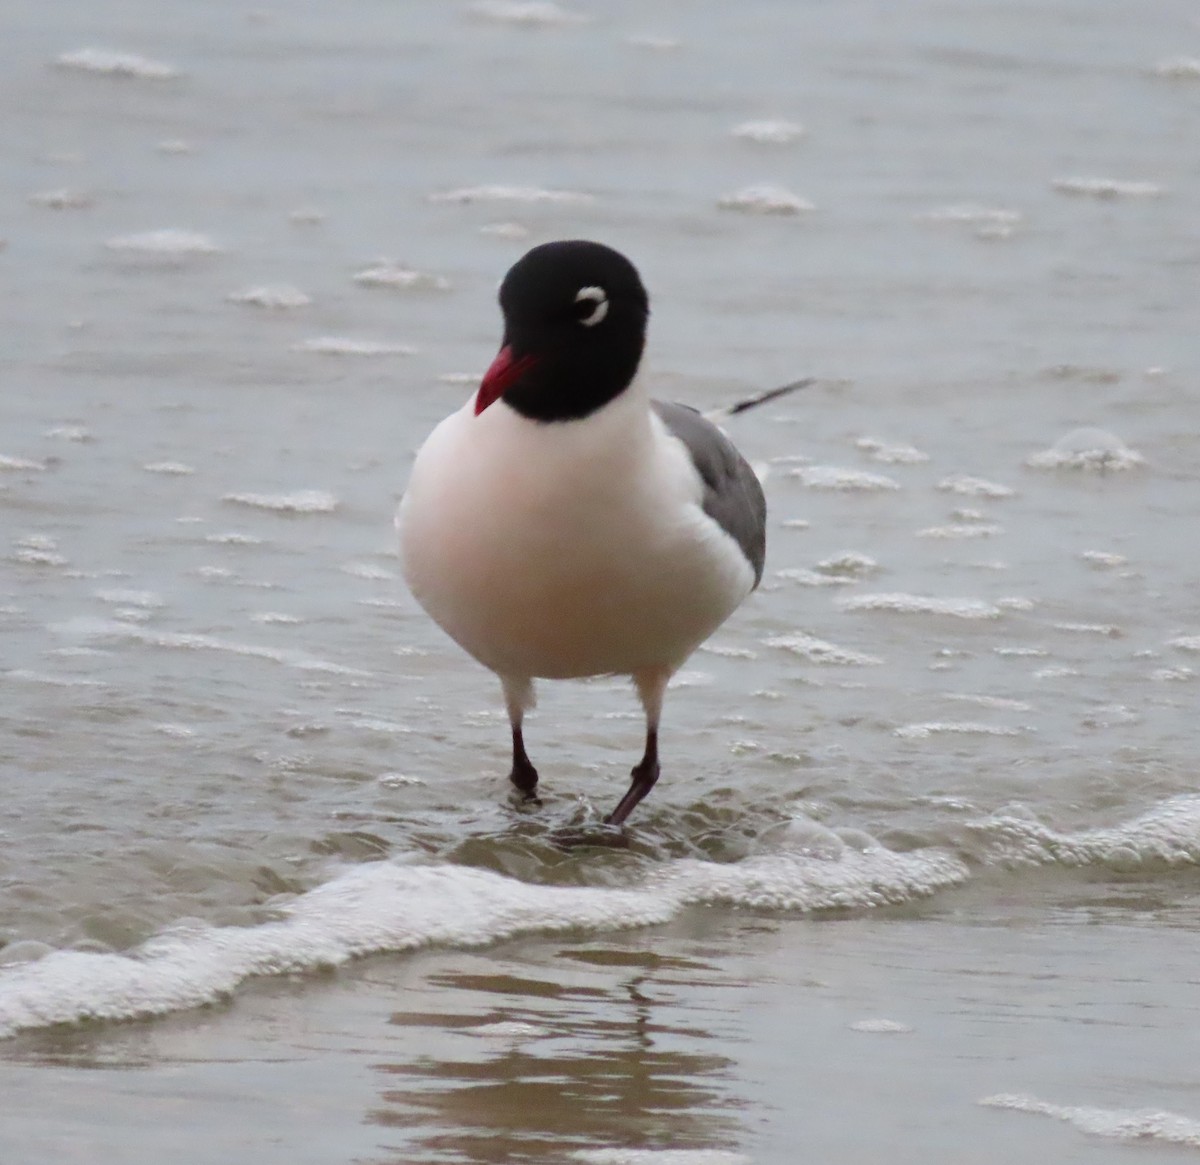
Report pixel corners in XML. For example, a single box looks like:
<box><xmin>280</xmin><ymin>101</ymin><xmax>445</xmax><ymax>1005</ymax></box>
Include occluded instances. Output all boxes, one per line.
<box><xmin>475</xmin><ymin>240</ymin><xmax>650</xmax><ymax>423</ymax></box>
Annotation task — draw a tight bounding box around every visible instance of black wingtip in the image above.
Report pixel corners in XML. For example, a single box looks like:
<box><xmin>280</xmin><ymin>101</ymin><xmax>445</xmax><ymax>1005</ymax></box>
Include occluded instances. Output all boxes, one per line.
<box><xmin>725</xmin><ymin>377</ymin><xmax>817</xmax><ymax>416</ymax></box>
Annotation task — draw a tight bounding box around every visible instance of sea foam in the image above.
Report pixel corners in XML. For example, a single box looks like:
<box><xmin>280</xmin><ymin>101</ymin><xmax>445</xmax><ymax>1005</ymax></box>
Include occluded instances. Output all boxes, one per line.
<box><xmin>0</xmin><ymin>843</ymin><xmax>967</xmax><ymax>1039</ymax></box>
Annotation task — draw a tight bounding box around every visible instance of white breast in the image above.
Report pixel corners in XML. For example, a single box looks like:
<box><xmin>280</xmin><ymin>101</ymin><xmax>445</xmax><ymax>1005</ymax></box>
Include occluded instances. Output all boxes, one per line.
<box><xmin>397</xmin><ymin>385</ymin><xmax>756</xmax><ymax>680</ymax></box>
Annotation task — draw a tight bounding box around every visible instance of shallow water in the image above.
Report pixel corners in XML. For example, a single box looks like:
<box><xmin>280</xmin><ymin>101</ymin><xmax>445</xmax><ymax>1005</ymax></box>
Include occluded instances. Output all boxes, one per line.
<box><xmin>3</xmin><ymin>0</ymin><xmax>1200</xmax><ymax>1160</ymax></box>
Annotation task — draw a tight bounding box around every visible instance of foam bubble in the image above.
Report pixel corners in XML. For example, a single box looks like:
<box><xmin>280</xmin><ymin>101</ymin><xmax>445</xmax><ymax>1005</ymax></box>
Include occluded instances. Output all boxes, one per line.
<box><xmin>95</xmin><ymin>588</ymin><xmax>165</xmax><ymax>609</ymax></box>
<box><xmin>468</xmin><ymin>1</ymin><xmax>590</xmax><ymax>25</ymax></box>
<box><xmin>52</xmin><ymin>617</ymin><xmax>367</xmax><ymax>677</ymax></box>
<box><xmin>341</xmin><ymin>562</ymin><xmax>397</xmax><ymax>581</ymax></box>
<box><xmin>0</xmin><ymin>842</ymin><xmax>966</xmax><ymax>1038</ymax></box>
<box><xmin>54</xmin><ymin>47</ymin><xmax>178</xmax><ymax>79</ymax></box>
<box><xmin>789</xmin><ymin>466</ymin><xmax>899</xmax><ymax>491</ymax></box>
<box><xmin>943</xmin><ymin>693</ymin><xmax>1033</xmax><ymax>712</ymax></box>
<box><xmin>765</xmin><ymin>632</ymin><xmax>883</xmax><ymax>666</ymax></box>
<box><xmin>774</xmin><ymin>568</ymin><xmax>854</xmax><ymax>588</ymax></box>
<box><xmin>1026</xmin><ymin>428</ymin><xmax>1144</xmax><ymax>471</ymax></box>
<box><xmin>1155</xmin><ymin>57</ymin><xmax>1200</xmax><ymax>79</ymax></box>
<box><xmin>855</xmin><ymin>436</ymin><xmax>929</xmax><ymax>464</ymax></box>
<box><xmin>1080</xmin><ymin>550</ymin><xmax>1127</xmax><ymax>568</ymax></box>
<box><xmin>469</xmin><ymin>1020</ymin><xmax>545</xmax><ymax>1039</ymax></box>
<box><xmin>936</xmin><ymin>475</ymin><xmax>1015</xmax><ymax>499</ymax></box>
<box><xmin>222</xmin><ymin>489</ymin><xmax>338</xmax><ymax>514</ymax></box>
<box><xmin>731</xmin><ymin>119</ymin><xmax>805</xmax><ymax>144</ymax></box>
<box><xmin>971</xmin><ymin>795</ymin><xmax>1200</xmax><ymax>868</ymax></box>
<box><xmin>293</xmin><ymin>337</ymin><xmax>417</xmax><ymax>357</ymax></box>
<box><xmin>352</xmin><ymin>262</ymin><xmax>451</xmax><ymax>291</ymax></box>
<box><xmin>917</xmin><ymin>524</ymin><xmax>1003</xmax><ymax>540</ymax></box>
<box><xmin>979</xmin><ymin>1093</ymin><xmax>1200</xmax><ymax>1148</ymax></box>
<box><xmin>849</xmin><ymin>1018</ymin><xmax>913</xmax><ymax>1033</ymax></box>
<box><xmin>837</xmin><ymin>593</ymin><xmax>1001</xmax><ymax>619</ymax></box>
<box><xmin>227</xmin><ymin>285</ymin><xmax>311</xmax><ymax>309</ymax></box>
<box><xmin>816</xmin><ymin>552</ymin><xmax>879</xmax><ymax>578</ymax></box>
<box><xmin>1054</xmin><ymin>622</ymin><xmax>1121</xmax><ymax>637</ymax></box>
<box><xmin>156</xmin><ymin>138</ymin><xmax>193</xmax><ymax>154</ymax></box>
<box><xmin>430</xmin><ymin>185</ymin><xmax>593</xmax><ymax>205</ymax></box>
<box><xmin>717</xmin><ymin>184</ymin><xmax>814</xmax><ymax>215</ymax></box>
<box><xmin>479</xmin><ymin>221</ymin><xmax>530</xmax><ymax>239</ymax></box>
<box><xmin>1051</xmin><ymin>176</ymin><xmax>1163</xmax><ymax>199</ymax></box>
<box><xmin>917</xmin><ymin>204</ymin><xmax>1022</xmax><ymax>226</ymax></box>
<box><xmin>105</xmin><ymin>229</ymin><xmax>222</xmax><ymax>257</ymax></box>
<box><xmin>895</xmin><ymin>721</ymin><xmax>1024</xmax><ymax>740</ymax></box>
<box><xmin>142</xmin><ymin>461</ymin><xmax>195</xmax><ymax>475</ymax></box>
<box><xmin>0</xmin><ymin>455</ymin><xmax>47</xmax><ymax>472</ymax></box>
<box><xmin>1169</xmin><ymin>636</ymin><xmax>1200</xmax><ymax>653</ymax></box>
<box><xmin>44</xmin><ymin>425</ymin><xmax>92</xmax><ymax>442</ymax></box>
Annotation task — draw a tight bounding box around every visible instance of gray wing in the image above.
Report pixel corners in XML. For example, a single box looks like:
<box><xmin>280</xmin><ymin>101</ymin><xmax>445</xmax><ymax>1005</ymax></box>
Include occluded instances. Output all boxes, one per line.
<box><xmin>652</xmin><ymin>400</ymin><xmax>766</xmax><ymax>587</ymax></box>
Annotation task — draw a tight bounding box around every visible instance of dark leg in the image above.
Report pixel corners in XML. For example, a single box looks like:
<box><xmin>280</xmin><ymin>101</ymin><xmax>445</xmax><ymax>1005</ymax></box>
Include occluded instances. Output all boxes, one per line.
<box><xmin>605</xmin><ymin>667</ymin><xmax>670</xmax><ymax>827</ymax></box>
<box><xmin>604</xmin><ymin>725</ymin><xmax>659</xmax><ymax>826</ymax></box>
<box><xmin>509</xmin><ymin>722</ymin><xmax>539</xmax><ymax>800</ymax></box>
<box><xmin>502</xmin><ymin>676</ymin><xmax>539</xmax><ymax>803</ymax></box>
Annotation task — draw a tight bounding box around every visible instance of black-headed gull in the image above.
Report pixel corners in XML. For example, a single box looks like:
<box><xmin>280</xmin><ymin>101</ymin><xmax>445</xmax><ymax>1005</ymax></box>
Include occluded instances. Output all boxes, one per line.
<box><xmin>398</xmin><ymin>240</ymin><xmax>766</xmax><ymax>825</ymax></box>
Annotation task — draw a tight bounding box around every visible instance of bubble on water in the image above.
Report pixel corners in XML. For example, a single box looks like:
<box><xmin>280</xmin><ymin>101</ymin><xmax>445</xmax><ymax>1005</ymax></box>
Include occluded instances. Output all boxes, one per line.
<box><xmin>995</xmin><ymin>646</ymin><xmax>1048</xmax><ymax>658</ymax></box>
<box><xmin>850</xmin><ymin>1018</ymin><xmax>913</xmax><ymax>1033</ymax></box>
<box><xmin>222</xmin><ymin>489</ymin><xmax>338</xmax><ymax>514</ymax></box>
<box><xmin>0</xmin><ymin>455</ymin><xmax>47</xmax><ymax>472</ymax></box>
<box><xmin>479</xmin><ymin>221</ymin><xmax>530</xmax><ymax>239</ymax></box>
<box><xmin>917</xmin><ymin>523</ymin><xmax>1003</xmax><ymax>539</ymax></box>
<box><xmin>774</xmin><ymin>567</ymin><xmax>854</xmax><ymax>587</ymax></box>
<box><xmin>438</xmin><ymin>372</ymin><xmax>484</xmax><ymax>386</ymax></box>
<box><xmin>54</xmin><ymin>47</ymin><xmax>179</xmax><ymax>79</ymax></box>
<box><xmin>815</xmin><ymin>551</ymin><xmax>879</xmax><ymax>578</ymax></box>
<box><xmin>717</xmin><ymin>184</ymin><xmax>814</xmax><ymax>215</ymax></box>
<box><xmin>1151</xmin><ymin>666</ymin><xmax>1194</xmax><ymax>682</ymax></box>
<box><xmin>895</xmin><ymin>721</ymin><xmax>1024</xmax><ymax>739</ymax></box>
<box><xmin>340</xmin><ymin>562</ymin><xmax>397</xmax><ymax>581</ymax></box>
<box><xmin>789</xmin><ymin>465</ymin><xmax>899</xmax><ymax>491</ymax></box>
<box><xmin>205</xmin><ymin>532</ymin><xmax>263</xmax><ymax>546</ymax></box>
<box><xmin>251</xmin><ymin>612</ymin><xmax>303</xmax><ymax>625</ymax></box>
<box><xmin>943</xmin><ymin>692</ymin><xmax>1033</xmax><ymax>712</ymax></box>
<box><xmin>44</xmin><ymin>425</ymin><xmax>92</xmax><ymax>442</ymax></box>
<box><xmin>1034</xmin><ymin>665</ymin><xmax>1079</xmax><ymax>679</ymax></box>
<box><xmin>1026</xmin><ymin>427</ymin><xmax>1144</xmax><ymax>471</ymax></box>
<box><xmin>467</xmin><ymin>1</ymin><xmax>590</xmax><ymax>26</ymax></box>
<box><xmin>142</xmin><ymin>461</ymin><xmax>195</xmax><ymax>475</ymax></box>
<box><xmin>1168</xmin><ymin>636</ymin><xmax>1200</xmax><ymax>653</ymax></box>
<box><xmin>468</xmin><ymin>1020</ymin><xmax>545</xmax><ymax>1039</ymax></box>
<box><xmin>430</xmin><ymin>184</ymin><xmax>594</xmax><ymax>205</ymax></box>
<box><xmin>730</xmin><ymin>119</ymin><xmax>805</xmax><ymax>144</ymax></box>
<box><xmin>95</xmin><ymin>588</ymin><xmax>164</xmax><ymax>609</ymax></box>
<box><xmin>293</xmin><ymin>337</ymin><xmax>418</xmax><ymax>357</ymax></box>
<box><xmin>352</xmin><ymin>261</ymin><xmax>451</xmax><ymax>291</ymax></box>
<box><xmin>156</xmin><ymin>138</ymin><xmax>194</xmax><ymax>154</ymax></box>
<box><xmin>378</xmin><ymin>772</ymin><xmax>425</xmax><ymax>788</ymax></box>
<box><xmin>855</xmin><ymin>436</ymin><xmax>929</xmax><ymax>464</ymax></box>
<box><xmin>936</xmin><ymin>474</ymin><xmax>1015</xmax><ymax>499</ymax></box>
<box><xmin>227</xmin><ymin>284</ymin><xmax>311</xmax><ymax>309</ymax></box>
<box><xmin>1154</xmin><ymin>56</ymin><xmax>1200</xmax><ymax>79</ymax></box>
<box><xmin>1051</xmin><ymin>176</ymin><xmax>1164</xmax><ymax>199</ymax></box>
<box><xmin>697</xmin><ymin>643</ymin><xmax>757</xmax><ymax>660</ymax></box>
<box><xmin>837</xmin><ymin>593</ymin><xmax>1001</xmax><ymax>619</ymax></box>
<box><xmin>1079</xmin><ymin>550</ymin><xmax>1127</xmax><ymax>568</ymax></box>
<box><xmin>979</xmin><ymin>1093</ymin><xmax>1200</xmax><ymax>1148</ymax></box>
<box><xmin>105</xmin><ymin>229</ymin><xmax>222</xmax><ymax>257</ymax></box>
<box><xmin>1054</xmin><ymin>622</ymin><xmax>1122</xmax><ymax>637</ymax></box>
<box><xmin>917</xmin><ymin>203</ymin><xmax>1022</xmax><ymax>227</ymax></box>
<box><xmin>780</xmin><ymin>518</ymin><xmax>811</xmax><ymax>529</ymax></box>
<box><xmin>765</xmin><ymin>632</ymin><xmax>883</xmax><ymax>666</ymax></box>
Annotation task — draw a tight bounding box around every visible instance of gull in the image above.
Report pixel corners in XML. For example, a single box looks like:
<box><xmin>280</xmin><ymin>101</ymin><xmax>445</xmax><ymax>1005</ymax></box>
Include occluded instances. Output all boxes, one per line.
<box><xmin>398</xmin><ymin>240</ymin><xmax>781</xmax><ymax>825</ymax></box>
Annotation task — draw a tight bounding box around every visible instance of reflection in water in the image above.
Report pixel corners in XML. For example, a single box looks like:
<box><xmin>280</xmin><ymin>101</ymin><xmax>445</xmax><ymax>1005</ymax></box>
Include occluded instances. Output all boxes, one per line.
<box><xmin>365</xmin><ymin>947</ymin><xmax>749</xmax><ymax>1163</ymax></box>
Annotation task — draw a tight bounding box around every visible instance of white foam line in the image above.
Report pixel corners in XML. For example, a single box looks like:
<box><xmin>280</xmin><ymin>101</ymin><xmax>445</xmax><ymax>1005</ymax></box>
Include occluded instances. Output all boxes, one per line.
<box><xmin>52</xmin><ymin>618</ymin><xmax>368</xmax><ymax>676</ymax></box>
<box><xmin>971</xmin><ymin>794</ymin><xmax>1200</xmax><ymax>868</ymax></box>
<box><xmin>980</xmin><ymin>1093</ymin><xmax>1200</xmax><ymax>1148</ymax></box>
<box><xmin>0</xmin><ymin>847</ymin><xmax>967</xmax><ymax>1039</ymax></box>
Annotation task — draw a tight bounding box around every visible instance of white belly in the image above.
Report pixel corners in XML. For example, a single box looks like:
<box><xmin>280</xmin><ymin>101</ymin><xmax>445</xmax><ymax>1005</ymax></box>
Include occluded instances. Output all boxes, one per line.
<box><xmin>397</xmin><ymin>391</ymin><xmax>755</xmax><ymax>680</ymax></box>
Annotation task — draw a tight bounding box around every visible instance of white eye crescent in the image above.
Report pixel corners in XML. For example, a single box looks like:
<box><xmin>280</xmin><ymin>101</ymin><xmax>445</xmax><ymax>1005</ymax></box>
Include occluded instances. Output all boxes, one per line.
<box><xmin>574</xmin><ymin>285</ymin><xmax>608</xmax><ymax>327</ymax></box>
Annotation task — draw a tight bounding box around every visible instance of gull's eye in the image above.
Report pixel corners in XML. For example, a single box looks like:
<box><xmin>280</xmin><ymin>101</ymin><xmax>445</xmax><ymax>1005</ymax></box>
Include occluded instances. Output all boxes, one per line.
<box><xmin>574</xmin><ymin>285</ymin><xmax>608</xmax><ymax>327</ymax></box>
